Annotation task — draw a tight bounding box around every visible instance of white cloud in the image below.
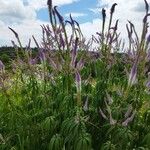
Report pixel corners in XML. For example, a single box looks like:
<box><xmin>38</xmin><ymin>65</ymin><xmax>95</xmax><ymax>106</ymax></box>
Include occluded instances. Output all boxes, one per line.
<box><xmin>97</xmin><ymin>0</ymin><xmax>149</xmax><ymax>37</ymax></box>
<box><xmin>26</xmin><ymin>0</ymin><xmax>79</xmax><ymax>10</ymax></box>
<box><xmin>65</xmin><ymin>12</ymin><xmax>87</xmax><ymax>18</ymax></box>
<box><xmin>0</xmin><ymin>0</ymin><xmax>80</xmax><ymax>46</ymax></box>
<box><xmin>0</xmin><ymin>0</ymin><xmax>36</xmax><ymax>24</ymax></box>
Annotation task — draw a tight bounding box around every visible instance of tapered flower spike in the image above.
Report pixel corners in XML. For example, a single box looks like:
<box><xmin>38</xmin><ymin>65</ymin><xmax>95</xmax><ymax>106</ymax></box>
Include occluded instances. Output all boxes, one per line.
<box><xmin>106</xmin><ymin>92</ymin><xmax>113</xmax><ymax>105</ymax></box>
<box><xmin>8</xmin><ymin>27</ymin><xmax>18</xmax><ymax>39</ymax></box>
<box><xmin>144</xmin><ymin>0</ymin><xmax>149</xmax><ymax>14</ymax></box>
<box><xmin>109</xmin><ymin>113</ymin><xmax>117</xmax><ymax>125</ymax></box>
<box><xmin>29</xmin><ymin>58</ymin><xmax>37</xmax><ymax>65</ymax></box>
<box><xmin>0</xmin><ymin>60</ymin><xmax>4</xmax><ymax>71</ymax></box>
<box><xmin>124</xmin><ymin>105</ymin><xmax>133</xmax><ymax>118</ymax></box>
<box><xmin>114</xmin><ymin>19</ymin><xmax>119</xmax><ymax>31</ymax></box>
<box><xmin>146</xmin><ymin>49</ymin><xmax>150</xmax><ymax>61</ymax></box>
<box><xmin>110</xmin><ymin>3</ymin><xmax>117</xmax><ymax>14</ymax></box>
<box><xmin>76</xmin><ymin>59</ymin><xmax>84</xmax><ymax>70</ymax></box>
<box><xmin>54</xmin><ymin>6</ymin><xmax>64</xmax><ymax>23</ymax></box>
<box><xmin>102</xmin><ymin>8</ymin><xmax>106</xmax><ymax>20</ymax></box>
<box><xmin>143</xmin><ymin>13</ymin><xmax>150</xmax><ymax>23</ymax></box>
<box><xmin>39</xmin><ymin>50</ymin><xmax>46</xmax><ymax>62</ymax></box>
<box><xmin>59</xmin><ymin>33</ymin><xmax>65</xmax><ymax>49</ymax></box>
<box><xmin>128</xmin><ymin>61</ymin><xmax>138</xmax><ymax>86</ymax></box>
<box><xmin>146</xmin><ymin>81</ymin><xmax>150</xmax><ymax>88</ymax></box>
<box><xmin>147</xmin><ymin>34</ymin><xmax>150</xmax><ymax>43</ymax></box>
<box><xmin>102</xmin><ymin>8</ymin><xmax>106</xmax><ymax>35</ymax></box>
<box><xmin>122</xmin><ymin>111</ymin><xmax>136</xmax><ymax>127</ymax></box>
<box><xmin>99</xmin><ymin>108</ymin><xmax>108</xmax><ymax>120</ymax></box>
<box><xmin>32</xmin><ymin>36</ymin><xmax>40</xmax><ymax>48</ymax></box>
<box><xmin>65</xmin><ymin>20</ymin><xmax>72</xmax><ymax>26</ymax></box>
<box><xmin>71</xmin><ymin>37</ymin><xmax>78</xmax><ymax>68</ymax></box>
<box><xmin>83</xmin><ymin>97</ymin><xmax>88</xmax><ymax>111</ymax></box>
<box><xmin>70</xmin><ymin>14</ymin><xmax>74</xmax><ymax>26</ymax></box>
<box><xmin>47</xmin><ymin>0</ymin><xmax>52</xmax><ymax>8</ymax></box>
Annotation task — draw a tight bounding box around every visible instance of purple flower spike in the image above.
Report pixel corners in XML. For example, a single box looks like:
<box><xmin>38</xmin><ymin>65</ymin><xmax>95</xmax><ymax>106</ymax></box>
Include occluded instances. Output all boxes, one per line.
<box><xmin>71</xmin><ymin>37</ymin><xmax>78</xmax><ymax>68</ymax></box>
<box><xmin>39</xmin><ymin>50</ymin><xmax>46</xmax><ymax>62</ymax></box>
<box><xmin>0</xmin><ymin>60</ymin><xmax>4</xmax><ymax>71</ymax></box>
<box><xmin>122</xmin><ymin>111</ymin><xmax>136</xmax><ymax>127</ymax></box>
<box><xmin>70</xmin><ymin>14</ymin><xmax>74</xmax><ymax>25</ymax></box>
<box><xmin>54</xmin><ymin>6</ymin><xmax>64</xmax><ymax>23</ymax></box>
<box><xmin>110</xmin><ymin>3</ymin><xmax>117</xmax><ymax>14</ymax></box>
<box><xmin>102</xmin><ymin>8</ymin><xmax>106</xmax><ymax>21</ymax></box>
<box><xmin>73</xmin><ymin>20</ymin><xmax>80</xmax><ymax>28</ymax></box>
<box><xmin>143</xmin><ymin>13</ymin><xmax>150</xmax><ymax>23</ymax></box>
<box><xmin>106</xmin><ymin>92</ymin><xmax>113</xmax><ymax>104</ymax></box>
<box><xmin>114</xmin><ymin>19</ymin><xmax>119</xmax><ymax>31</ymax></box>
<box><xmin>146</xmin><ymin>81</ymin><xmax>150</xmax><ymax>88</ymax></box>
<box><xmin>8</xmin><ymin>27</ymin><xmax>18</xmax><ymax>39</ymax></box>
<box><xmin>124</xmin><ymin>105</ymin><xmax>133</xmax><ymax>118</ymax></box>
<box><xmin>47</xmin><ymin>0</ymin><xmax>52</xmax><ymax>6</ymax></box>
<box><xmin>128</xmin><ymin>62</ymin><xmax>138</xmax><ymax>86</ymax></box>
<box><xmin>144</xmin><ymin>0</ymin><xmax>149</xmax><ymax>14</ymax></box>
<box><xmin>146</xmin><ymin>49</ymin><xmax>150</xmax><ymax>61</ymax></box>
<box><xmin>99</xmin><ymin>108</ymin><xmax>108</xmax><ymax>120</ymax></box>
<box><xmin>59</xmin><ymin>33</ymin><xmax>65</xmax><ymax>49</ymax></box>
<box><xmin>76</xmin><ymin>59</ymin><xmax>84</xmax><ymax>70</ymax></box>
<box><xmin>29</xmin><ymin>58</ymin><xmax>37</xmax><ymax>65</ymax></box>
<box><xmin>147</xmin><ymin>34</ymin><xmax>150</xmax><ymax>43</ymax></box>
<box><xmin>110</xmin><ymin>114</ymin><xmax>117</xmax><ymax>125</ymax></box>
<box><xmin>83</xmin><ymin>97</ymin><xmax>88</xmax><ymax>111</ymax></box>
<box><xmin>75</xmin><ymin>71</ymin><xmax>81</xmax><ymax>92</ymax></box>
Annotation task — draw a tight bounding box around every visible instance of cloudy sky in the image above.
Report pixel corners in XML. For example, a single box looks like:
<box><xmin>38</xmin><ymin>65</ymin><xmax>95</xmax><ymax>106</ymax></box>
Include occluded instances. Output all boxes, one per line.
<box><xmin>0</xmin><ymin>0</ymin><xmax>149</xmax><ymax>47</ymax></box>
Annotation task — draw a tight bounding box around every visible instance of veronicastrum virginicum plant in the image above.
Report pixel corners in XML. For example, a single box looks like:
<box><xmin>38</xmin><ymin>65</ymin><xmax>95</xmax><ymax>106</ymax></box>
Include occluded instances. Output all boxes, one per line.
<box><xmin>0</xmin><ymin>0</ymin><xmax>150</xmax><ymax>149</ymax></box>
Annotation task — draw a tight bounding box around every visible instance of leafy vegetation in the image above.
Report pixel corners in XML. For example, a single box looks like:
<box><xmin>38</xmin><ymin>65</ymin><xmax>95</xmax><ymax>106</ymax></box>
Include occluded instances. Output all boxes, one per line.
<box><xmin>0</xmin><ymin>0</ymin><xmax>150</xmax><ymax>149</ymax></box>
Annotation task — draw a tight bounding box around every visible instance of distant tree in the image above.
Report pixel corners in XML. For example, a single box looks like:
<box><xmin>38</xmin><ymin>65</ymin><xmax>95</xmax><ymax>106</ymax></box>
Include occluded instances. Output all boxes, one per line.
<box><xmin>0</xmin><ymin>53</ymin><xmax>10</xmax><ymax>63</ymax></box>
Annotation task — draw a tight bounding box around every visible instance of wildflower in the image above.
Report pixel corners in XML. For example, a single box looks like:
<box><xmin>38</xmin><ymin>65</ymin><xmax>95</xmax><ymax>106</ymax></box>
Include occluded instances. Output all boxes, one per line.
<box><xmin>8</xmin><ymin>27</ymin><xmax>18</xmax><ymax>39</ymax></box>
<box><xmin>39</xmin><ymin>50</ymin><xmax>46</xmax><ymax>62</ymax></box>
<box><xmin>106</xmin><ymin>92</ymin><xmax>113</xmax><ymax>105</ymax></box>
<box><xmin>109</xmin><ymin>113</ymin><xmax>117</xmax><ymax>125</ymax></box>
<box><xmin>70</xmin><ymin>14</ymin><xmax>75</xmax><ymax>26</ymax></box>
<box><xmin>29</xmin><ymin>58</ymin><xmax>37</xmax><ymax>65</ymax></box>
<box><xmin>146</xmin><ymin>81</ymin><xmax>150</xmax><ymax>88</ymax></box>
<box><xmin>54</xmin><ymin>6</ymin><xmax>64</xmax><ymax>23</ymax></box>
<box><xmin>124</xmin><ymin>105</ymin><xmax>133</xmax><ymax>118</ymax></box>
<box><xmin>110</xmin><ymin>3</ymin><xmax>117</xmax><ymax>15</ymax></box>
<box><xmin>0</xmin><ymin>60</ymin><xmax>5</xmax><ymax>72</ymax></box>
<box><xmin>144</xmin><ymin>0</ymin><xmax>149</xmax><ymax>14</ymax></box>
<box><xmin>114</xmin><ymin>19</ymin><xmax>119</xmax><ymax>31</ymax></box>
<box><xmin>99</xmin><ymin>108</ymin><xmax>108</xmax><ymax>120</ymax></box>
<box><xmin>71</xmin><ymin>37</ymin><xmax>78</xmax><ymax>68</ymax></box>
<box><xmin>76</xmin><ymin>59</ymin><xmax>84</xmax><ymax>70</ymax></box>
<box><xmin>128</xmin><ymin>61</ymin><xmax>138</xmax><ymax>86</ymax></box>
<box><xmin>83</xmin><ymin>97</ymin><xmax>88</xmax><ymax>111</ymax></box>
<box><xmin>73</xmin><ymin>20</ymin><xmax>80</xmax><ymax>28</ymax></box>
<box><xmin>102</xmin><ymin>8</ymin><xmax>106</xmax><ymax>21</ymax></box>
<box><xmin>143</xmin><ymin>13</ymin><xmax>150</xmax><ymax>23</ymax></box>
<box><xmin>59</xmin><ymin>33</ymin><xmax>65</xmax><ymax>49</ymax></box>
<box><xmin>102</xmin><ymin>8</ymin><xmax>106</xmax><ymax>36</ymax></box>
<box><xmin>122</xmin><ymin>111</ymin><xmax>136</xmax><ymax>127</ymax></box>
<box><xmin>47</xmin><ymin>0</ymin><xmax>52</xmax><ymax>7</ymax></box>
<box><xmin>147</xmin><ymin>34</ymin><xmax>150</xmax><ymax>44</ymax></box>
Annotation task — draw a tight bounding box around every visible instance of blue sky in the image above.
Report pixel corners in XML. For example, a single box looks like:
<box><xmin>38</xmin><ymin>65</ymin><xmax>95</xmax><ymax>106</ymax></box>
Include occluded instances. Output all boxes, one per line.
<box><xmin>0</xmin><ymin>0</ymin><xmax>149</xmax><ymax>47</ymax></box>
<box><xmin>37</xmin><ymin>0</ymin><xmax>100</xmax><ymax>23</ymax></box>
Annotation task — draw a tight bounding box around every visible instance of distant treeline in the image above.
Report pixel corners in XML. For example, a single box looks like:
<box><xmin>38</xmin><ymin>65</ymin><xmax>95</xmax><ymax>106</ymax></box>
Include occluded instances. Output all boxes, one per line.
<box><xmin>0</xmin><ymin>46</ymin><xmax>38</xmax><ymax>62</ymax></box>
